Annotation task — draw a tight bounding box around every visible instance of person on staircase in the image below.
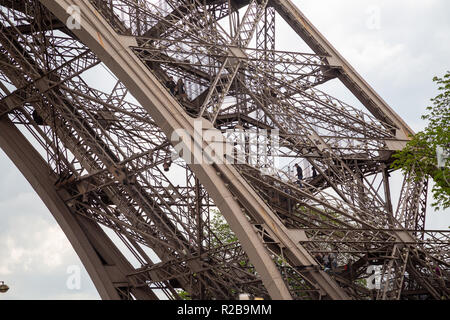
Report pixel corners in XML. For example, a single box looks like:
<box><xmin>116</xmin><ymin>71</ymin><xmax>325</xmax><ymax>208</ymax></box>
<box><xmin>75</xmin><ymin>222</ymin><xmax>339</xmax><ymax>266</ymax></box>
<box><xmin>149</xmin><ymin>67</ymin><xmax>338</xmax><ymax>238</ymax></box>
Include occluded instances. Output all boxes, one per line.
<box><xmin>166</xmin><ymin>77</ymin><xmax>176</xmax><ymax>95</ymax></box>
<box><xmin>175</xmin><ymin>78</ymin><xmax>187</xmax><ymax>102</ymax></box>
<box><xmin>329</xmin><ymin>251</ymin><xmax>338</xmax><ymax>274</ymax></box>
<box><xmin>312</xmin><ymin>166</ymin><xmax>317</xmax><ymax>178</ymax></box>
<box><xmin>295</xmin><ymin>163</ymin><xmax>303</xmax><ymax>188</ymax></box>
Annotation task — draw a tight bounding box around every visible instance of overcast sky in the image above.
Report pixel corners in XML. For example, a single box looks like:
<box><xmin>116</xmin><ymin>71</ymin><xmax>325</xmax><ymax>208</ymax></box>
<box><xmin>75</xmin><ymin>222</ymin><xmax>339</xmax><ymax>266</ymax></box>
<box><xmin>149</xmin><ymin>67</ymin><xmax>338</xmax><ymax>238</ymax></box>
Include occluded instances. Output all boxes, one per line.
<box><xmin>0</xmin><ymin>0</ymin><xmax>449</xmax><ymax>300</ymax></box>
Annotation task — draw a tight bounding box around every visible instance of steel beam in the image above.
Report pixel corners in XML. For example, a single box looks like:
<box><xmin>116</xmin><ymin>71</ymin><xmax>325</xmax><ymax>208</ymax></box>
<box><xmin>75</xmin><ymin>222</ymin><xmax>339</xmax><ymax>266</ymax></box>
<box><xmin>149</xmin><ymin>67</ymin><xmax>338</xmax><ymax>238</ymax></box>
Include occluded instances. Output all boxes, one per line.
<box><xmin>271</xmin><ymin>0</ymin><xmax>414</xmax><ymax>139</ymax></box>
<box><xmin>39</xmin><ymin>0</ymin><xmax>294</xmax><ymax>300</ymax></box>
<box><xmin>0</xmin><ymin>0</ymin><xmax>444</xmax><ymax>300</ymax></box>
<box><xmin>0</xmin><ymin>116</ymin><xmax>157</xmax><ymax>300</ymax></box>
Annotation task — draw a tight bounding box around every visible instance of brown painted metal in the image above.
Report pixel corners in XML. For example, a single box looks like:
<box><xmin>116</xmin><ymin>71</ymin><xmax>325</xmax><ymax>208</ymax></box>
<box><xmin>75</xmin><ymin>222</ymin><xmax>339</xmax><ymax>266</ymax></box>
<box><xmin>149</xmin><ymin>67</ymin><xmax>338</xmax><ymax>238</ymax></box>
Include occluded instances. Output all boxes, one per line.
<box><xmin>0</xmin><ymin>0</ymin><xmax>448</xmax><ymax>300</ymax></box>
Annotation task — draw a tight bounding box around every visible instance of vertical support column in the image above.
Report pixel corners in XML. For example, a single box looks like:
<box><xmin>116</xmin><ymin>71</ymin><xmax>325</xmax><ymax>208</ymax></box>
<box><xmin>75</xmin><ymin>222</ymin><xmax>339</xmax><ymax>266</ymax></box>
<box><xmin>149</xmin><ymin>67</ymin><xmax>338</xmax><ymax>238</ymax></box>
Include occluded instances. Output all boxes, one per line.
<box><xmin>256</xmin><ymin>5</ymin><xmax>275</xmax><ymax>126</ymax></box>
<box><xmin>395</xmin><ymin>173</ymin><xmax>428</xmax><ymax>232</ymax></box>
<box><xmin>194</xmin><ymin>177</ymin><xmax>205</xmax><ymax>299</ymax></box>
<box><xmin>382</xmin><ymin>165</ymin><xmax>394</xmax><ymax>225</ymax></box>
<box><xmin>256</xmin><ymin>6</ymin><xmax>275</xmax><ymax>54</ymax></box>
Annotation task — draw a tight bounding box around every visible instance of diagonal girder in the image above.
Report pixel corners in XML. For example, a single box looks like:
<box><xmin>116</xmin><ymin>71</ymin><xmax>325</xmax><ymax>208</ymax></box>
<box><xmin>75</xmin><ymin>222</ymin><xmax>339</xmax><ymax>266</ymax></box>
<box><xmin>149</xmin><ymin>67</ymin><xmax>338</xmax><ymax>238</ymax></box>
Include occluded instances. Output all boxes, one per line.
<box><xmin>1</xmin><ymin>0</ymin><xmax>448</xmax><ymax>301</ymax></box>
<box><xmin>37</xmin><ymin>0</ymin><xmax>352</xmax><ymax>300</ymax></box>
<box><xmin>198</xmin><ymin>0</ymin><xmax>270</xmax><ymax>122</ymax></box>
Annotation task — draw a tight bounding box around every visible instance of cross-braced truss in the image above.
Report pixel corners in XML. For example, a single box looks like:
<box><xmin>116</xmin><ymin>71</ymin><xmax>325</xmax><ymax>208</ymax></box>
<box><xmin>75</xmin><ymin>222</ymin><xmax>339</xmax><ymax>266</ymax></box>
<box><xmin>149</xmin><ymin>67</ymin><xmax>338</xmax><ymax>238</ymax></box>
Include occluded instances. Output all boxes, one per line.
<box><xmin>0</xmin><ymin>0</ymin><xmax>448</xmax><ymax>300</ymax></box>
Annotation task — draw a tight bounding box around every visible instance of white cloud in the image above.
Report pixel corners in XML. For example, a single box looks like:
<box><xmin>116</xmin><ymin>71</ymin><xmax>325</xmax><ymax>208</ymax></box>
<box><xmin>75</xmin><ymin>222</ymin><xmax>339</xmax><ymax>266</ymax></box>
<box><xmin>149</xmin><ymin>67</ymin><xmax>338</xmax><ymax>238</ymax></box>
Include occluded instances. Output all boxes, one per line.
<box><xmin>0</xmin><ymin>195</ymin><xmax>72</xmax><ymax>273</ymax></box>
<box><xmin>290</xmin><ymin>0</ymin><xmax>450</xmax><ymax>129</ymax></box>
<box><xmin>0</xmin><ymin>176</ymin><xmax>99</xmax><ymax>300</ymax></box>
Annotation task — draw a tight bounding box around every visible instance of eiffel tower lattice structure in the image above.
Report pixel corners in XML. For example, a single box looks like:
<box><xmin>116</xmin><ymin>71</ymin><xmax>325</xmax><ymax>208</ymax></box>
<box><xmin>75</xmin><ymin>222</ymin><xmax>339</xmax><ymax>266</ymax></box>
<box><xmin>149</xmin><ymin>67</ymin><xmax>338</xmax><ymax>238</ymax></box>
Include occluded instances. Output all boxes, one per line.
<box><xmin>0</xmin><ymin>0</ymin><xmax>448</xmax><ymax>300</ymax></box>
